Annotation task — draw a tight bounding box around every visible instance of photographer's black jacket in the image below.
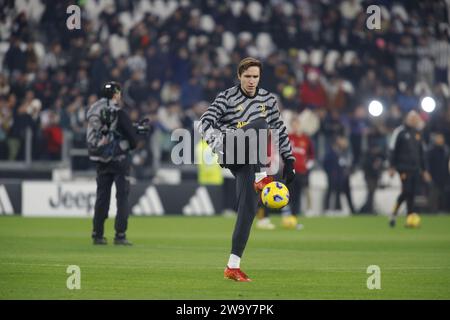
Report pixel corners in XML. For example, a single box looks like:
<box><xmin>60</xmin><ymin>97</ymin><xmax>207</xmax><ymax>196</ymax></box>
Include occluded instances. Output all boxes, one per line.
<box><xmin>116</xmin><ymin>109</ymin><xmax>138</xmax><ymax>150</ymax></box>
<box><xmin>389</xmin><ymin>124</ymin><xmax>427</xmax><ymax>172</ymax></box>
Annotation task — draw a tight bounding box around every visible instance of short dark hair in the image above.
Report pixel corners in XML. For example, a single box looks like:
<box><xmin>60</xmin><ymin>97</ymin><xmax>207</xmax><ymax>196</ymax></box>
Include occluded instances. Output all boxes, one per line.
<box><xmin>237</xmin><ymin>57</ymin><xmax>262</xmax><ymax>77</ymax></box>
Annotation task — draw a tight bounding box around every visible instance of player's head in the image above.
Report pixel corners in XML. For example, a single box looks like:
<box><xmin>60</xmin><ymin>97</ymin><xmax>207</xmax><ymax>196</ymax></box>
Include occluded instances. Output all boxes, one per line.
<box><xmin>405</xmin><ymin>110</ymin><xmax>423</xmax><ymax>130</ymax></box>
<box><xmin>101</xmin><ymin>81</ymin><xmax>122</xmax><ymax>101</ymax></box>
<box><xmin>237</xmin><ymin>57</ymin><xmax>262</xmax><ymax>96</ymax></box>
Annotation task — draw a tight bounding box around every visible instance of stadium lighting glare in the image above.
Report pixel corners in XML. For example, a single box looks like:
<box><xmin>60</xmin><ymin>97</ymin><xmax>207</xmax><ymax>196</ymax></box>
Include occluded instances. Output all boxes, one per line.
<box><xmin>421</xmin><ymin>96</ymin><xmax>436</xmax><ymax>113</ymax></box>
<box><xmin>368</xmin><ymin>100</ymin><xmax>383</xmax><ymax>117</ymax></box>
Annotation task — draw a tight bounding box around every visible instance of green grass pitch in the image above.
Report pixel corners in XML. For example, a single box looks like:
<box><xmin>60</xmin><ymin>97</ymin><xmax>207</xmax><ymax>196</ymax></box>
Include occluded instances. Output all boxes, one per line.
<box><xmin>0</xmin><ymin>215</ymin><xmax>450</xmax><ymax>299</ymax></box>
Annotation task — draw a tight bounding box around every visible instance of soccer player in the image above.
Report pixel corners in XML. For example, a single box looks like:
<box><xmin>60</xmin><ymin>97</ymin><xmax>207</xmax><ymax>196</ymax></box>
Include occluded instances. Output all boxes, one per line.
<box><xmin>198</xmin><ymin>57</ymin><xmax>295</xmax><ymax>281</ymax></box>
<box><xmin>388</xmin><ymin>110</ymin><xmax>431</xmax><ymax>227</ymax></box>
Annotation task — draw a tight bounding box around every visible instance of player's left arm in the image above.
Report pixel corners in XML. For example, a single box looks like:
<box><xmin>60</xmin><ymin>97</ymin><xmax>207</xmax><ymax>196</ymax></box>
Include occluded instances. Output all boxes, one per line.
<box><xmin>266</xmin><ymin>95</ymin><xmax>295</xmax><ymax>183</ymax></box>
<box><xmin>266</xmin><ymin>95</ymin><xmax>295</xmax><ymax>162</ymax></box>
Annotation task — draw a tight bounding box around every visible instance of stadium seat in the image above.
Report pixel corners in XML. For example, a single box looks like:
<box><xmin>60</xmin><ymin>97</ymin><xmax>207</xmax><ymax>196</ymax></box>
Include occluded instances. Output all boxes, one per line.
<box><xmin>222</xmin><ymin>31</ymin><xmax>236</xmax><ymax>52</ymax></box>
<box><xmin>200</xmin><ymin>15</ymin><xmax>215</xmax><ymax>33</ymax></box>
<box><xmin>342</xmin><ymin>50</ymin><xmax>356</xmax><ymax>65</ymax></box>
<box><xmin>324</xmin><ymin>50</ymin><xmax>340</xmax><ymax>73</ymax></box>
<box><xmin>310</xmin><ymin>49</ymin><xmax>324</xmax><ymax>67</ymax></box>
<box><xmin>256</xmin><ymin>33</ymin><xmax>275</xmax><ymax>59</ymax></box>
<box><xmin>298</xmin><ymin>49</ymin><xmax>309</xmax><ymax>65</ymax></box>
<box><xmin>247</xmin><ymin>2</ymin><xmax>263</xmax><ymax>22</ymax></box>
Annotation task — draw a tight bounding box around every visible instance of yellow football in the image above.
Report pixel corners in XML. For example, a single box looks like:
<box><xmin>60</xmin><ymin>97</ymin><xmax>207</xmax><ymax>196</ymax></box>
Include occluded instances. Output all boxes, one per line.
<box><xmin>282</xmin><ymin>215</ymin><xmax>298</xmax><ymax>229</ymax></box>
<box><xmin>261</xmin><ymin>181</ymin><xmax>290</xmax><ymax>209</ymax></box>
<box><xmin>406</xmin><ymin>213</ymin><xmax>421</xmax><ymax>228</ymax></box>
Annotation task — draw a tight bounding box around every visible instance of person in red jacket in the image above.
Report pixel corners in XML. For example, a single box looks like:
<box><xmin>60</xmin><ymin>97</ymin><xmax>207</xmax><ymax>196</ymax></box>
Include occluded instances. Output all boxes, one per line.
<box><xmin>288</xmin><ymin>116</ymin><xmax>315</xmax><ymax>217</ymax></box>
<box><xmin>299</xmin><ymin>68</ymin><xmax>327</xmax><ymax>110</ymax></box>
<box><xmin>42</xmin><ymin>110</ymin><xmax>63</xmax><ymax>160</ymax></box>
<box><xmin>256</xmin><ymin>117</ymin><xmax>315</xmax><ymax>230</ymax></box>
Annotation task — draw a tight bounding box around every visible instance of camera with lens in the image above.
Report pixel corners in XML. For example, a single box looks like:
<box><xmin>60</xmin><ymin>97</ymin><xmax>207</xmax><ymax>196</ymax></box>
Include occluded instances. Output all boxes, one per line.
<box><xmin>133</xmin><ymin>118</ymin><xmax>151</xmax><ymax>135</ymax></box>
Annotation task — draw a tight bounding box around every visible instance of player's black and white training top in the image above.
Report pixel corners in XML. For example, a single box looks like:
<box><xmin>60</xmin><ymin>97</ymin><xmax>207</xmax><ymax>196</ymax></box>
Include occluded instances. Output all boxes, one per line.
<box><xmin>199</xmin><ymin>85</ymin><xmax>295</xmax><ymax>161</ymax></box>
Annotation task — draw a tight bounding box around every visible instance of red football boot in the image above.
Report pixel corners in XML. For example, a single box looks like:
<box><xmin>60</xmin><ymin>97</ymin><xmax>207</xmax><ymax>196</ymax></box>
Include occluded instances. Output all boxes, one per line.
<box><xmin>224</xmin><ymin>267</ymin><xmax>252</xmax><ymax>282</ymax></box>
<box><xmin>254</xmin><ymin>176</ymin><xmax>274</xmax><ymax>192</ymax></box>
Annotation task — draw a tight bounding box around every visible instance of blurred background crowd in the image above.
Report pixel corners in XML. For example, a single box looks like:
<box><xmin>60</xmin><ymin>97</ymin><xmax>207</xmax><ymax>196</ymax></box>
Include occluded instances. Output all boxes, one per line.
<box><xmin>1</xmin><ymin>0</ymin><xmax>450</xmax><ymax>210</ymax></box>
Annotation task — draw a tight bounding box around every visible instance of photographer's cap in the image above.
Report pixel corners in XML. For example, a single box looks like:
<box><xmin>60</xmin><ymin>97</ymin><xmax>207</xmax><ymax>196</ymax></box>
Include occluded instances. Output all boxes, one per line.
<box><xmin>101</xmin><ymin>81</ymin><xmax>121</xmax><ymax>99</ymax></box>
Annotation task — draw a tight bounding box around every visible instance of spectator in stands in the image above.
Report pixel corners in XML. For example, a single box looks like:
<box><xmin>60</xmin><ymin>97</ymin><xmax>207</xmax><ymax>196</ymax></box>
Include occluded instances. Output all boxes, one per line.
<box><xmin>0</xmin><ymin>96</ymin><xmax>11</xmax><ymax>160</ymax></box>
<box><xmin>3</xmin><ymin>36</ymin><xmax>26</xmax><ymax>73</ymax></box>
<box><xmin>427</xmin><ymin>132</ymin><xmax>450</xmax><ymax>212</ymax></box>
<box><xmin>42</xmin><ymin>43</ymin><xmax>67</xmax><ymax>72</ymax></box>
<box><xmin>433</xmin><ymin>32</ymin><xmax>450</xmax><ymax>84</ymax></box>
<box><xmin>322</xmin><ymin>109</ymin><xmax>347</xmax><ymax>151</ymax></box>
<box><xmin>123</xmin><ymin>71</ymin><xmax>148</xmax><ymax>108</ymax></box>
<box><xmin>397</xmin><ymin>84</ymin><xmax>419</xmax><ymax>113</ymax></box>
<box><xmin>288</xmin><ymin>116</ymin><xmax>315</xmax><ymax>217</ymax></box>
<box><xmin>0</xmin><ymin>0</ymin><xmax>449</xmax><ymax>190</ymax></box>
<box><xmin>67</xmin><ymin>95</ymin><xmax>86</xmax><ymax>144</ymax></box>
<box><xmin>429</xmin><ymin>102</ymin><xmax>450</xmax><ymax>144</ymax></box>
<box><xmin>0</xmin><ymin>74</ymin><xmax>10</xmax><ymax>96</ymax></box>
<box><xmin>41</xmin><ymin>110</ymin><xmax>62</xmax><ymax>160</ymax></box>
<box><xmin>299</xmin><ymin>68</ymin><xmax>327</xmax><ymax>110</ymax></box>
<box><xmin>8</xmin><ymin>94</ymin><xmax>40</xmax><ymax>160</ymax></box>
<box><xmin>323</xmin><ymin>135</ymin><xmax>355</xmax><ymax>213</ymax></box>
<box><xmin>416</xmin><ymin>35</ymin><xmax>435</xmax><ymax>86</ymax></box>
<box><xmin>385</xmin><ymin>104</ymin><xmax>404</xmax><ymax>132</ymax></box>
<box><xmin>180</xmin><ymin>76</ymin><xmax>204</xmax><ymax>110</ymax></box>
<box><xmin>359</xmin><ymin>121</ymin><xmax>387</xmax><ymax>213</ymax></box>
<box><xmin>326</xmin><ymin>74</ymin><xmax>348</xmax><ymax>112</ymax></box>
<box><xmin>395</xmin><ymin>35</ymin><xmax>416</xmax><ymax>85</ymax></box>
<box><xmin>357</xmin><ymin>69</ymin><xmax>378</xmax><ymax>103</ymax></box>
<box><xmin>349</xmin><ymin>106</ymin><xmax>369</xmax><ymax>167</ymax></box>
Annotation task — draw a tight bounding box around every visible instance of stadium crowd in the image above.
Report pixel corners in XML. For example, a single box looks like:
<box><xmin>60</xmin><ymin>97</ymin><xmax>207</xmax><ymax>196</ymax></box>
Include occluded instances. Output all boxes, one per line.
<box><xmin>0</xmin><ymin>0</ymin><xmax>450</xmax><ymax>210</ymax></box>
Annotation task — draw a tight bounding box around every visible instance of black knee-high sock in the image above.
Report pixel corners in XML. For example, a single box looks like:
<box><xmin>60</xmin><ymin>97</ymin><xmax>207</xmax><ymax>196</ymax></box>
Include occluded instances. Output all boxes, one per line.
<box><xmin>231</xmin><ymin>165</ymin><xmax>258</xmax><ymax>257</ymax></box>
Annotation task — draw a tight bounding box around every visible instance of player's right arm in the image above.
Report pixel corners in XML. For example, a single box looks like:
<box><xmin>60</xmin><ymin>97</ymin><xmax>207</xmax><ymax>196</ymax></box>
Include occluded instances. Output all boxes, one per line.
<box><xmin>198</xmin><ymin>92</ymin><xmax>227</xmax><ymax>150</ymax></box>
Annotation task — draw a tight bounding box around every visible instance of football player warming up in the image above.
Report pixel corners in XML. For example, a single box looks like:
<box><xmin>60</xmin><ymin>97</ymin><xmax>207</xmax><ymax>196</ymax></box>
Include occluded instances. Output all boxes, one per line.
<box><xmin>198</xmin><ymin>57</ymin><xmax>295</xmax><ymax>281</ymax></box>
